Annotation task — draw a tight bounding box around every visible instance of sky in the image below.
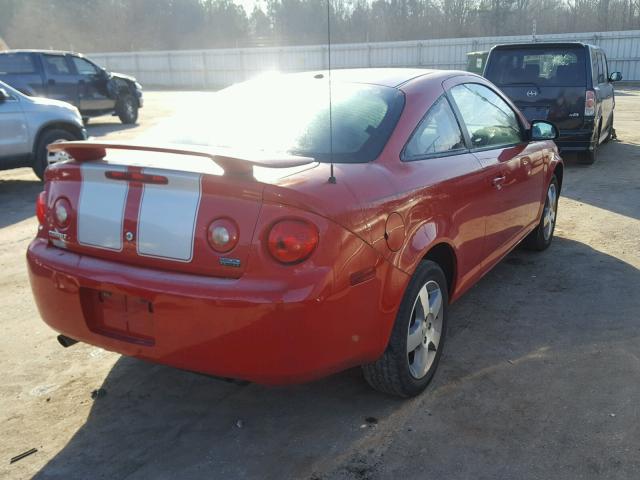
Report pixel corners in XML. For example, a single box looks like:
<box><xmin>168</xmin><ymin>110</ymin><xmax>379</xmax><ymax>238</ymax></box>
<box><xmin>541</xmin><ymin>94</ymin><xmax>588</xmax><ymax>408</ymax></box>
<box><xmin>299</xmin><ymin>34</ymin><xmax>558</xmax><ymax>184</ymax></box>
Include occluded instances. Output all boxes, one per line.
<box><xmin>234</xmin><ymin>0</ymin><xmax>264</xmax><ymax>13</ymax></box>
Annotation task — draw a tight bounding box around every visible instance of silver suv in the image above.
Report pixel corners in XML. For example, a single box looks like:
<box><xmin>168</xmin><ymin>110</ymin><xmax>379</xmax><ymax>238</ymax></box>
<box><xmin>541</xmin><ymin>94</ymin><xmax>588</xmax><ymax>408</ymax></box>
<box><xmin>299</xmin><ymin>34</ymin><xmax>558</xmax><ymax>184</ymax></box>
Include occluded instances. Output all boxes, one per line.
<box><xmin>0</xmin><ymin>80</ymin><xmax>86</xmax><ymax>179</ymax></box>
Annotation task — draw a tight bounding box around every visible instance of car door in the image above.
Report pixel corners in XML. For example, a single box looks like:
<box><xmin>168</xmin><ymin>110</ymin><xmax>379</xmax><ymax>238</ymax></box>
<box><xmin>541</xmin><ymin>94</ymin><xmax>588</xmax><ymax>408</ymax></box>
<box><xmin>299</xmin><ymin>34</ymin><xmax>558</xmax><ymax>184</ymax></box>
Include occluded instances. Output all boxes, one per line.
<box><xmin>0</xmin><ymin>87</ymin><xmax>29</xmax><ymax>160</ymax></box>
<box><xmin>447</xmin><ymin>81</ymin><xmax>544</xmax><ymax>266</ymax></box>
<box><xmin>597</xmin><ymin>50</ymin><xmax>614</xmax><ymax>133</ymax></box>
<box><xmin>41</xmin><ymin>53</ymin><xmax>79</xmax><ymax>106</ymax></box>
<box><xmin>69</xmin><ymin>56</ymin><xmax>115</xmax><ymax>112</ymax></box>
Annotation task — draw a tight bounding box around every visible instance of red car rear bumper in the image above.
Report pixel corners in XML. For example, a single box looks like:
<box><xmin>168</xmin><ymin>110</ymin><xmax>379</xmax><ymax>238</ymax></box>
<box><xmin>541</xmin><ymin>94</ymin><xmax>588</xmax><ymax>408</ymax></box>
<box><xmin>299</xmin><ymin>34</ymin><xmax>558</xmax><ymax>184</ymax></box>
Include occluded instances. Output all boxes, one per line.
<box><xmin>27</xmin><ymin>238</ymin><xmax>406</xmax><ymax>384</ymax></box>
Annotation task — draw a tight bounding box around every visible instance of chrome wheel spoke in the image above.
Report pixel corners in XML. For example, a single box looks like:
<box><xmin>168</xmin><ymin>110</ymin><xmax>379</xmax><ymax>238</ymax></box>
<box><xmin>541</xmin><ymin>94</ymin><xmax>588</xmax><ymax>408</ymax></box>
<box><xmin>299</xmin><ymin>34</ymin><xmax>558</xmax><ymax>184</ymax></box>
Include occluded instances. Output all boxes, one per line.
<box><xmin>407</xmin><ymin>321</ymin><xmax>424</xmax><ymax>353</ymax></box>
<box><xmin>429</xmin><ymin>287</ymin><xmax>442</xmax><ymax>317</ymax></box>
<box><xmin>407</xmin><ymin>279</ymin><xmax>444</xmax><ymax>379</ymax></box>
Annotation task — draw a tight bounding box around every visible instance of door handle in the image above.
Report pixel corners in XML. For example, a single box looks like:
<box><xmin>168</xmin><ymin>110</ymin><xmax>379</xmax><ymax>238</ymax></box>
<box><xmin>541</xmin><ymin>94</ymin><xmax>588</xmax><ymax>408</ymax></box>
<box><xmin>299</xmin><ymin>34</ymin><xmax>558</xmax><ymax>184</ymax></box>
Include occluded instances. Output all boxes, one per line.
<box><xmin>47</xmin><ymin>79</ymin><xmax>56</xmax><ymax>86</ymax></box>
<box><xmin>492</xmin><ymin>175</ymin><xmax>506</xmax><ymax>190</ymax></box>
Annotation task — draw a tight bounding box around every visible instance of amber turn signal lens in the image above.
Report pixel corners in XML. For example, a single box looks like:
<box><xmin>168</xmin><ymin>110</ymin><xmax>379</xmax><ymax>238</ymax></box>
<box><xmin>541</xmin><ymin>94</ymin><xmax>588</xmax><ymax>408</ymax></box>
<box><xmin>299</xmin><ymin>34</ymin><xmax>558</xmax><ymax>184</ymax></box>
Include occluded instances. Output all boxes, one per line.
<box><xmin>267</xmin><ymin>219</ymin><xmax>318</xmax><ymax>264</ymax></box>
<box><xmin>36</xmin><ymin>191</ymin><xmax>47</xmax><ymax>225</ymax></box>
<box><xmin>207</xmin><ymin>218</ymin><xmax>239</xmax><ymax>253</ymax></box>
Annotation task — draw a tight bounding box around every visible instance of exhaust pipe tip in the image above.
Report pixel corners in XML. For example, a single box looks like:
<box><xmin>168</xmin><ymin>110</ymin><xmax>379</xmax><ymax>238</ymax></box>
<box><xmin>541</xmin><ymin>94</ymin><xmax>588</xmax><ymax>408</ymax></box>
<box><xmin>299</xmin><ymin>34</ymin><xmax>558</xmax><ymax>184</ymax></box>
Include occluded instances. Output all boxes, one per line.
<box><xmin>57</xmin><ymin>335</ymin><xmax>78</xmax><ymax>348</ymax></box>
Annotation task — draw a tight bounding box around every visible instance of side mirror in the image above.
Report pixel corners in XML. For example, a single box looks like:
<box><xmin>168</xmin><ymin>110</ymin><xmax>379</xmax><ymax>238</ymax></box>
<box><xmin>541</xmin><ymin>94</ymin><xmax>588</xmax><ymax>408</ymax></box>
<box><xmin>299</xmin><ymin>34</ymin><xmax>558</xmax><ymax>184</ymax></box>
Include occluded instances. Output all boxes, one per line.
<box><xmin>531</xmin><ymin>120</ymin><xmax>558</xmax><ymax>141</ymax></box>
<box><xmin>609</xmin><ymin>71</ymin><xmax>623</xmax><ymax>82</ymax></box>
<box><xmin>0</xmin><ymin>88</ymin><xmax>8</xmax><ymax>102</ymax></box>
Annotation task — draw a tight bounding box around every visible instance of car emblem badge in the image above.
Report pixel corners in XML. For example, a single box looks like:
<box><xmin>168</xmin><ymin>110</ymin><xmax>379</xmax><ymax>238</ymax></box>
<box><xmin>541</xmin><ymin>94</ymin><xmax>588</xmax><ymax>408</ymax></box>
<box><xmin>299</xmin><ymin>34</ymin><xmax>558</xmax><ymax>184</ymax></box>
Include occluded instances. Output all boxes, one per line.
<box><xmin>219</xmin><ymin>257</ymin><xmax>241</xmax><ymax>268</ymax></box>
<box><xmin>526</xmin><ymin>90</ymin><xmax>538</xmax><ymax>97</ymax></box>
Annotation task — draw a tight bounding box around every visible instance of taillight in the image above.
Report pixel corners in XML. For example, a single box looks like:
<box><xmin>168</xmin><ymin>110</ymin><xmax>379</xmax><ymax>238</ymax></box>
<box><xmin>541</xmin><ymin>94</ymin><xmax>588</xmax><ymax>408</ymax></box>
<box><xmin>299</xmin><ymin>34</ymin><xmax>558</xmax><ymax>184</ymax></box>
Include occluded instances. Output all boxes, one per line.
<box><xmin>267</xmin><ymin>219</ymin><xmax>318</xmax><ymax>264</ymax></box>
<box><xmin>53</xmin><ymin>198</ymin><xmax>72</xmax><ymax>228</ymax></box>
<box><xmin>207</xmin><ymin>218</ymin><xmax>239</xmax><ymax>253</ymax></box>
<box><xmin>36</xmin><ymin>192</ymin><xmax>47</xmax><ymax>224</ymax></box>
<box><xmin>585</xmin><ymin>90</ymin><xmax>596</xmax><ymax>116</ymax></box>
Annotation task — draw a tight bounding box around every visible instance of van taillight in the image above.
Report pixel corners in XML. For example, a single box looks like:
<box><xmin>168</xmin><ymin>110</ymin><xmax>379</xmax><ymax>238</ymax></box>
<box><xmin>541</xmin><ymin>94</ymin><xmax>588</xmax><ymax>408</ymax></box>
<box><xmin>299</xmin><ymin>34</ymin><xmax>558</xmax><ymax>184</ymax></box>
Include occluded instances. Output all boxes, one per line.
<box><xmin>585</xmin><ymin>90</ymin><xmax>596</xmax><ymax>116</ymax></box>
<box><xmin>36</xmin><ymin>192</ymin><xmax>47</xmax><ymax>224</ymax></box>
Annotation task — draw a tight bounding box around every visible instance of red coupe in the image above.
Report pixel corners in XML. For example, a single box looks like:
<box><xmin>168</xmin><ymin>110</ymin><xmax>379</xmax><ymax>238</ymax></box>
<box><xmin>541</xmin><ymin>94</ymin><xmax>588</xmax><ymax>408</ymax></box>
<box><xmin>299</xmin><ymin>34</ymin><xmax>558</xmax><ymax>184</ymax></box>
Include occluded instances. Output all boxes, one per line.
<box><xmin>27</xmin><ymin>69</ymin><xmax>562</xmax><ymax>397</ymax></box>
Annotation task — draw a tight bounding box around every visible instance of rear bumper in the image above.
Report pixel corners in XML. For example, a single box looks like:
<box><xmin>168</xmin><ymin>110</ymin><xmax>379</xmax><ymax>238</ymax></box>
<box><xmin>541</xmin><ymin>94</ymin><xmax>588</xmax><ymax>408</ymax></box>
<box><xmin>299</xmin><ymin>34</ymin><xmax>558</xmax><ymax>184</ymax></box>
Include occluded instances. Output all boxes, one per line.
<box><xmin>27</xmin><ymin>238</ymin><xmax>403</xmax><ymax>384</ymax></box>
<box><xmin>556</xmin><ymin>127</ymin><xmax>595</xmax><ymax>152</ymax></box>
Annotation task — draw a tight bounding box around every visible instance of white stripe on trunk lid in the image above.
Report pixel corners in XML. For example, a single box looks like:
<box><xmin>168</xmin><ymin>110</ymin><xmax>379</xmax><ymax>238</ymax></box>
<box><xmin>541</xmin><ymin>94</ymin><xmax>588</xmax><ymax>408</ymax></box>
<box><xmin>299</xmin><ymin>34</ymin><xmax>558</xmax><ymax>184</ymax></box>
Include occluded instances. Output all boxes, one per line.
<box><xmin>77</xmin><ymin>163</ymin><xmax>128</xmax><ymax>251</ymax></box>
<box><xmin>136</xmin><ymin>168</ymin><xmax>202</xmax><ymax>262</ymax></box>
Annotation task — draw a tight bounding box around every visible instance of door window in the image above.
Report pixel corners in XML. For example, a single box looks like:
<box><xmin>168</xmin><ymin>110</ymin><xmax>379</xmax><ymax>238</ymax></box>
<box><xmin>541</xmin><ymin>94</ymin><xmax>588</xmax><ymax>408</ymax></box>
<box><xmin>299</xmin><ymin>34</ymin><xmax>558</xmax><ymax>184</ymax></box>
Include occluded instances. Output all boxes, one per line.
<box><xmin>450</xmin><ymin>83</ymin><xmax>523</xmax><ymax>148</ymax></box>
<box><xmin>71</xmin><ymin>57</ymin><xmax>99</xmax><ymax>76</ymax></box>
<box><xmin>404</xmin><ymin>96</ymin><xmax>466</xmax><ymax>160</ymax></box>
<box><xmin>42</xmin><ymin>55</ymin><xmax>72</xmax><ymax>75</ymax></box>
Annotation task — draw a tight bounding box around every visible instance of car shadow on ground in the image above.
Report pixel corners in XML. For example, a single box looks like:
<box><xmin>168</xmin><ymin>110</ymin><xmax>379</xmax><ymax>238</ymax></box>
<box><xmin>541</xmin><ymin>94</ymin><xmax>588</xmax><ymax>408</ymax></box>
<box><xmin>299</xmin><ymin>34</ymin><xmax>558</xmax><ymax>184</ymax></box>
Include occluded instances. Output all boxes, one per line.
<box><xmin>561</xmin><ymin>138</ymin><xmax>640</xmax><ymax>220</ymax></box>
<box><xmin>0</xmin><ymin>176</ymin><xmax>42</xmax><ymax>229</ymax></box>
<box><xmin>32</xmin><ymin>237</ymin><xmax>640</xmax><ymax>480</ymax></box>
<box><xmin>86</xmin><ymin>121</ymin><xmax>139</xmax><ymax>138</ymax></box>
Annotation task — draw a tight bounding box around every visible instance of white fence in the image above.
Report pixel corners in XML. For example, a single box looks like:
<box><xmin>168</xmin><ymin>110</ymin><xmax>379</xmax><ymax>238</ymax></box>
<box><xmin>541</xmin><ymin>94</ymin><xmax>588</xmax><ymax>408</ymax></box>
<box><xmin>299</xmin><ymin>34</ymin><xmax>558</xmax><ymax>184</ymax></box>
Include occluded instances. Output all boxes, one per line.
<box><xmin>91</xmin><ymin>29</ymin><xmax>640</xmax><ymax>88</ymax></box>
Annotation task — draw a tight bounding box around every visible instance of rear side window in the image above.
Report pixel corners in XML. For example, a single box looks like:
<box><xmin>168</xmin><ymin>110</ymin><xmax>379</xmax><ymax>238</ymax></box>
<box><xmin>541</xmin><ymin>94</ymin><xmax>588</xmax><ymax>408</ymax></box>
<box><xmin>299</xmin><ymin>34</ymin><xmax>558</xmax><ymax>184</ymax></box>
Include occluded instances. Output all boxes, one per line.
<box><xmin>485</xmin><ymin>47</ymin><xmax>586</xmax><ymax>86</ymax></box>
<box><xmin>404</xmin><ymin>96</ymin><xmax>466</xmax><ymax>160</ymax></box>
<box><xmin>43</xmin><ymin>55</ymin><xmax>72</xmax><ymax>75</ymax></box>
<box><xmin>0</xmin><ymin>53</ymin><xmax>36</xmax><ymax>74</ymax></box>
<box><xmin>597</xmin><ymin>52</ymin><xmax>608</xmax><ymax>84</ymax></box>
<box><xmin>450</xmin><ymin>83</ymin><xmax>523</xmax><ymax>148</ymax></box>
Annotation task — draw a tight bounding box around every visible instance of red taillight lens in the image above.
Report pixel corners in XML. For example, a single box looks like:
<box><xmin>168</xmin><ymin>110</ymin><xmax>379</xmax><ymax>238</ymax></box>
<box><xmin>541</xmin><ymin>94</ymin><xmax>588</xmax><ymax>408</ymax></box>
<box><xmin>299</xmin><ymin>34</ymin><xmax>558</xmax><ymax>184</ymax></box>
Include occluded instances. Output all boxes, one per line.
<box><xmin>53</xmin><ymin>197</ymin><xmax>72</xmax><ymax>228</ymax></box>
<box><xmin>585</xmin><ymin>90</ymin><xmax>596</xmax><ymax>116</ymax></box>
<box><xmin>207</xmin><ymin>218</ymin><xmax>239</xmax><ymax>253</ymax></box>
<box><xmin>267</xmin><ymin>219</ymin><xmax>318</xmax><ymax>264</ymax></box>
<box><xmin>36</xmin><ymin>191</ymin><xmax>47</xmax><ymax>224</ymax></box>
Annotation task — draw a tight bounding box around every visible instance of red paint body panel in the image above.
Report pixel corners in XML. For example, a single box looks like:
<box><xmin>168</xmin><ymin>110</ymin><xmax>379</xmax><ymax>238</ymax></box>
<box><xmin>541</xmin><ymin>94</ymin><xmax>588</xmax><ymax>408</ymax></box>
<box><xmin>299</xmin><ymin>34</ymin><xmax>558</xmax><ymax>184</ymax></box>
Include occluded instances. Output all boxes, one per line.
<box><xmin>27</xmin><ymin>69</ymin><xmax>562</xmax><ymax>383</ymax></box>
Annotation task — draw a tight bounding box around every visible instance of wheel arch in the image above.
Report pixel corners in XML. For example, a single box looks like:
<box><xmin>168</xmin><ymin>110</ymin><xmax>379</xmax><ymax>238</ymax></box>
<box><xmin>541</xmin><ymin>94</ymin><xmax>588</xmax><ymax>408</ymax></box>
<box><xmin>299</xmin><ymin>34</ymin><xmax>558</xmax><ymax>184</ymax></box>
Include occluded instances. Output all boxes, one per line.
<box><xmin>552</xmin><ymin>161</ymin><xmax>564</xmax><ymax>193</ymax></box>
<box><xmin>32</xmin><ymin>121</ymin><xmax>84</xmax><ymax>157</ymax></box>
<box><xmin>422</xmin><ymin>242</ymin><xmax>457</xmax><ymax>297</ymax></box>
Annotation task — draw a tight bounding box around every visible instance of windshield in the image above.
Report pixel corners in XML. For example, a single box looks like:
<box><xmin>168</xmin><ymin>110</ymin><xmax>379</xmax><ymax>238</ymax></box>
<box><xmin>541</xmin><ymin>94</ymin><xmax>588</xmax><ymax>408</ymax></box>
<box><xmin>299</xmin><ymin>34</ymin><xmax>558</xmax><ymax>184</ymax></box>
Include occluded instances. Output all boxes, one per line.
<box><xmin>485</xmin><ymin>47</ymin><xmax>586</xmax><ymax>87</ymax></box>
<box><xmin>145</xmin><ymin>74</ymin><xmax>405</xmax><ymax>163</ymax></box>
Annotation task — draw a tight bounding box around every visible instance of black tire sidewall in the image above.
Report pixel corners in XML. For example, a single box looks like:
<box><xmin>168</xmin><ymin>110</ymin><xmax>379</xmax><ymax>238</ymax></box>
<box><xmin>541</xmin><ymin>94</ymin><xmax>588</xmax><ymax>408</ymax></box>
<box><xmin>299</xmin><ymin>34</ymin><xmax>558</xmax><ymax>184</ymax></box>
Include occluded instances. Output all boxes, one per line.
<box><xmin>33</xmin><ymin>129</ymin><xmax>77</xmax><ymax>180</ymax></box>
<box><xmin>116</xmin><ymin>94</ymin><xmax>138</xmax><ymax>124</ymax></box>
<box><xmin>388</xmin><ymin>260</ymin><xmax>449</xmax><ymax>395</ymax></box>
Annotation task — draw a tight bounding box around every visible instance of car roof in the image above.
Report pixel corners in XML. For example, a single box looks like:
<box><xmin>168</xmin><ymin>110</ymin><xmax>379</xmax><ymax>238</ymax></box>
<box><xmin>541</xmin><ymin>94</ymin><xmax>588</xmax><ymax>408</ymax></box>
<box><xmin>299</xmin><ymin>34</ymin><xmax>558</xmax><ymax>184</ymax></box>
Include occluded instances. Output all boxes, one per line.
<box><xmin>286</xmin><ymin>68</ymin><xmax>438</xmax><ymax>88</ymax></box>
<box><xmin>491</xmin><ymin>42</ymin><xmax>597</xmax><ymax>50</ymax></box>
<box><xmin>0</xmin><ymin>49</ymin><xmax>81</xmax><ymax>56</ymax></box>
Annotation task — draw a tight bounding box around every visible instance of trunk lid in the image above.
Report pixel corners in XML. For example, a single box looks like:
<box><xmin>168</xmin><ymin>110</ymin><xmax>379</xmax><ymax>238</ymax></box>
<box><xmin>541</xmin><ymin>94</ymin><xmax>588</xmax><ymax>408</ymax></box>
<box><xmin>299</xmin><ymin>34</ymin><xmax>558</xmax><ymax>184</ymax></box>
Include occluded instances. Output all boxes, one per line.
<box><xmin>498</xmin><ymin>85</ymin><xmax>586</xmax><ymax>130</ymax></box>
<box><xmin>43</xmin><ymin>142</ymin><xmax>315</xmax><ymax>279</ymax></box>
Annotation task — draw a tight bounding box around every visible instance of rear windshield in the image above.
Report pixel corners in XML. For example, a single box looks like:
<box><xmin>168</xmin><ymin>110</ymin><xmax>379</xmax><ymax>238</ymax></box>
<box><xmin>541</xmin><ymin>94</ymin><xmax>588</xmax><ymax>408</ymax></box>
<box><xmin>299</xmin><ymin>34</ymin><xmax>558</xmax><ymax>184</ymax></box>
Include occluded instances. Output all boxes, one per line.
<box><xmin>0</xmin><ymin>53</ymin><xmax>37</xmax><ymax>74</ymax></box>
<box><xmin>485</xmin><ymin>47</ymin><xmax>586</xmax><ymax>87</ymax></box>
<box><xmin>145</xmin><ymin>75</ymin><xmax>405</xmax><ymax>163</ymax></box>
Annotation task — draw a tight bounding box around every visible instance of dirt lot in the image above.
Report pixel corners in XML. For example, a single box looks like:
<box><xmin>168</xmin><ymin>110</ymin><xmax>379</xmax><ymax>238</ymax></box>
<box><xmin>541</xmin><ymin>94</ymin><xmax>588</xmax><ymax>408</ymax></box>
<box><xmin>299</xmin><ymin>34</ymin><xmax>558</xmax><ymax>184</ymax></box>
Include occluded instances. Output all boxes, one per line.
<box><xmin>1</xmin><ymin>89</ymin><xmax>639</xmax><ymax>480</ymax></box>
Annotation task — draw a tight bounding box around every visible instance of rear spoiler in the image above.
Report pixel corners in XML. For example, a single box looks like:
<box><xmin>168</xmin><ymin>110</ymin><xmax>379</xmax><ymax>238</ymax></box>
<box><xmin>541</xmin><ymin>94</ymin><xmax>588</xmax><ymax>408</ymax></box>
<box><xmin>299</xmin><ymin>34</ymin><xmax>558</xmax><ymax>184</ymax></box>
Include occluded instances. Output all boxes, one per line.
<box><xmin>47</xmin><ymin>141</ymin><xmax>315</xmax><ymax>177</ymax></box>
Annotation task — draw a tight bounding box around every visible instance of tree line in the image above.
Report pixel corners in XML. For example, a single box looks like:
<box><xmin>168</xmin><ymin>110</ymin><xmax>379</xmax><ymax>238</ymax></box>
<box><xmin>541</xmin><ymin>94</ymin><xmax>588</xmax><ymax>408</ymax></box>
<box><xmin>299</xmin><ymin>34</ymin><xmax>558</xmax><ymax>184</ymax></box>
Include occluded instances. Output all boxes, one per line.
<box><xmin>1</xmin><ymin>0</ymin><xmax>639</xmax><ymax>53</ymax></box>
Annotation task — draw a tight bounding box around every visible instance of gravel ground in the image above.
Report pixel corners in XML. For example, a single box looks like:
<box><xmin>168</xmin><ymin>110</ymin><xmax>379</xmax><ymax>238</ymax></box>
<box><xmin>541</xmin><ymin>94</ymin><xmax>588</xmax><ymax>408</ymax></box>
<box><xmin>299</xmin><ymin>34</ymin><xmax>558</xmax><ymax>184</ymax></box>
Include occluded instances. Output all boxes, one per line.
<box><xmin>1</xmin><ymin>89</ymin><xmax>639</xmax><ymax>480</ymax></box>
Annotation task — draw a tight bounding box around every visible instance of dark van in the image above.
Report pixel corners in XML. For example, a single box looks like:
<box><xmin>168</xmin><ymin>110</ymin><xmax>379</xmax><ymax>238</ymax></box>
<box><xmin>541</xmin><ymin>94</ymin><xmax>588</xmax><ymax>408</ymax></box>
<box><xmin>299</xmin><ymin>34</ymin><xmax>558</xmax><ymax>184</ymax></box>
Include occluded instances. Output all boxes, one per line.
<box><xmin>484</xmin><ymin>42</ymin><xmax>622</xmax><ymax>164</ymax></box>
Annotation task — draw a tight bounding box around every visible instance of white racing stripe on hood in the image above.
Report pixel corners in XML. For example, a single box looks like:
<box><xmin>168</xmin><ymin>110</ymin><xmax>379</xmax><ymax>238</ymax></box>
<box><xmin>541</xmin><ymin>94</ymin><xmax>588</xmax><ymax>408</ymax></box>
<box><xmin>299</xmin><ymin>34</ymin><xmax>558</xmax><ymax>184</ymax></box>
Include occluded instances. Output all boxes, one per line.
<box><xmin>136</xmin><ymin>168</ymin><xmax>202</xmax><ymax>262</ymax></box>
<box><xmin>78</xmin><ymin>163</ymin><xmax>128</xmax><ymax>251</ymax></box>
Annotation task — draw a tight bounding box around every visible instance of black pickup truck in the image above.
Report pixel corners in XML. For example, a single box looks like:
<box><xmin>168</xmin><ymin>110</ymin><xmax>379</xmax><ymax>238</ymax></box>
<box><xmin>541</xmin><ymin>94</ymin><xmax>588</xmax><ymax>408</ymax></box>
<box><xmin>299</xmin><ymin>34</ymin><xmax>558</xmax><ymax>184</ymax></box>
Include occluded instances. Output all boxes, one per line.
<box><xmin>0</xmin><ymin>50</ymin><xmax>143</xmax><ymax>124</ymax></box>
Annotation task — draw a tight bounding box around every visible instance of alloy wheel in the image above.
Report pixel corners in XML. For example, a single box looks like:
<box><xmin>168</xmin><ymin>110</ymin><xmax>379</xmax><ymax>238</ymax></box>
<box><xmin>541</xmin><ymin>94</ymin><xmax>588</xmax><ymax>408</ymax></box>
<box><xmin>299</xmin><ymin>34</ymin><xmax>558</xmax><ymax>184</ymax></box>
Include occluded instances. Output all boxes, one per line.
<box><xmin>407</xmin><ymin>280</ymin><xmax>443</xmax><ymax>379</ymax></box>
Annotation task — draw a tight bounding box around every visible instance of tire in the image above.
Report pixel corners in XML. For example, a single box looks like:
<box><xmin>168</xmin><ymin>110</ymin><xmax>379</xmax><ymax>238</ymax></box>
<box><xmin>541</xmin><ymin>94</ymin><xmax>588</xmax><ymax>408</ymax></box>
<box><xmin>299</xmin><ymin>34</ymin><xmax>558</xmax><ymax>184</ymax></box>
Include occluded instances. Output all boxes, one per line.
<box><xmin>362</xmin><ymin>260</ymin><xmax>448</xmax><ymax>397</ymax></box>
<box><xmin>32</xmin><ymin>129</ymin><xmax>78</xmax><ymax>180</ymax></box>
<box><xmin>578</xmin><ymin>124</ymin><xmax>600</xmax><ymax>165</ymax></box>
<box><xmin>603</xmin><ymin>114</ymin><xmax>614</xmax><ymax>143</ymax></box>
<box><xmin>116</xmin><ymin>94</ymin><xmax>138</xmax><ymax>124</ymax></box>
<box><xmin>523</xmin><ymin>175</ymin><xmax>559</xmax><ymax>251</ymax></box>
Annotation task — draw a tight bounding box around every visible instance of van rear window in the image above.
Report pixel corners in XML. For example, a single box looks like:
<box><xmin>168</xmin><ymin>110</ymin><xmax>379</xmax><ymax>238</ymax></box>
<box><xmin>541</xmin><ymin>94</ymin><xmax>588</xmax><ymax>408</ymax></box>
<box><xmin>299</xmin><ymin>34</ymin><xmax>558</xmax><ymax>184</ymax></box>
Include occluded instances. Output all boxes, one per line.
<box><xmin>0</xmin><ymin>54</ymin><xmax>37</xmax><ymax>74</ymax></box>
<box><xmin>485</xmin><ymin>47</ymin><xmax>586</xmax><ymax>87</ymax></box>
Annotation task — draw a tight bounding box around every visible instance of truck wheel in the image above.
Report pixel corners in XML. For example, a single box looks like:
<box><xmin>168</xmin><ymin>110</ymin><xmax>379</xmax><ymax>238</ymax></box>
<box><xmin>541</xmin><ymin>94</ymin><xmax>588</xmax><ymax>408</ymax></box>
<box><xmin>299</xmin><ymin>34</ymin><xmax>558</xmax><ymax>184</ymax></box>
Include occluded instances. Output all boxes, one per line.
<box><xmin>116</xmin><ymin>94</ymin><xmax>138</xmax><ymax>124</ymax></box>
<box><xmin>362</xmin><ymin>260</ymin><xmax>448</xmax><ymax>397</ymax></box>
<box><xmin>32</xmin><ymin>129</ymin><xmax>77</xmax><ymax>180</ymax></box>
